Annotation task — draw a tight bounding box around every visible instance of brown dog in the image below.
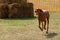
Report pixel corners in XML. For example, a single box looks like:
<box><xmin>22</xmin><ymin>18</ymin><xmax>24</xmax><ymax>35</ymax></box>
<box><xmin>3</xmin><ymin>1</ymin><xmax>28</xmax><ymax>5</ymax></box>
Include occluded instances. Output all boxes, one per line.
<box><xmin>35</xmin><ymin>8</ymin><xmax>50</xmax><ymax>33</ymax></box>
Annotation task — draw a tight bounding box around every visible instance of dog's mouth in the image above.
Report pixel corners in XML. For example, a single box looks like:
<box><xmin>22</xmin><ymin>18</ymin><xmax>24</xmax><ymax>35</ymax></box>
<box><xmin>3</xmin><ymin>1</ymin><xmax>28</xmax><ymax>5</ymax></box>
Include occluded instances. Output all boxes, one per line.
<box><xmin>35</xmin><ymin>10</ymin><xmax>37</xmax><ymax>12</ymax></box>
<box><xmin>35</xmin><ymin>10</ymin><xmax>38</xmax><ymax>13</ymax></box>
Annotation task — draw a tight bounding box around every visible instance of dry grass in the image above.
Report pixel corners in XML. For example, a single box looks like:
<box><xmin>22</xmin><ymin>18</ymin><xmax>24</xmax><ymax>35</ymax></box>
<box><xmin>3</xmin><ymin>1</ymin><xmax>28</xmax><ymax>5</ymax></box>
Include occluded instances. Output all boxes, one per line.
<box><xmin>27</xmin><ymin>0</ymin><xmax>60</xmax><ymax>12</ymax></box>
<box><xmin>0</xmin><ymin>12</ymin><xmax>60</xmax><ymax>40</ymax></box>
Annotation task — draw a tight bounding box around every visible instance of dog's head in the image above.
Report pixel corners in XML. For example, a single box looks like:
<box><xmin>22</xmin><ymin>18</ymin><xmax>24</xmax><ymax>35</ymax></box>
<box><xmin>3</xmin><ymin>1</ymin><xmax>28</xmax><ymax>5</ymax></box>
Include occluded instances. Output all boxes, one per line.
<box><xmin>35</xmin><ymin>8</ymin><xmax>43</xmax><ymax>15</ymax></box>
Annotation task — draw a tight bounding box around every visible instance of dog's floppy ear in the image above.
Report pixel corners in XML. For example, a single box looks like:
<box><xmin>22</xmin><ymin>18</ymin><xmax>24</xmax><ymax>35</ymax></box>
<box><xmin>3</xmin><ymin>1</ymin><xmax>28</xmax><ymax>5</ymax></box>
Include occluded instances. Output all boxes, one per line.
<box><xmin>39</xmin><ymin>9</ymin><xmax>43</xmax><ymax>12</ymax></box>
<box><xmin>36</xmin><ymin>8</ymin><xmax>43</xmax><ymax>12</ymax></box>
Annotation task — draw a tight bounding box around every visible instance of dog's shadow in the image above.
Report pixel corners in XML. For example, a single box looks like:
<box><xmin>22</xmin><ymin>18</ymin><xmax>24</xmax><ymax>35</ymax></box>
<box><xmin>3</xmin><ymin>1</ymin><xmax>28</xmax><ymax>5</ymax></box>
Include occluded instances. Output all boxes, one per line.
<box><xmin>45</xmin><ymin>32</ymin><xmax>58</xmax><ymax>38</ymax></box>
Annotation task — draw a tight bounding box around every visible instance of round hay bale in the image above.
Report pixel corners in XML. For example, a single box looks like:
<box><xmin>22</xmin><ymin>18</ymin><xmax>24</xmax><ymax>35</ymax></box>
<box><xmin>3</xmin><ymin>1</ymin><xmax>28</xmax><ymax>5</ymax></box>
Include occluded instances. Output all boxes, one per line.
<box><xmin>0</xmin><ymin>3</ymin><xmax>8</xmax><ymax>18</ymax></box>
<box><xmin>8</xmin><ymin>3</ymin><xmax>20</xmax><ymax>18</ymax></box>
<box><xmin>21</xmin><ymin>3</ymin><xmax>34</xmax><ymax>17</ymax></box>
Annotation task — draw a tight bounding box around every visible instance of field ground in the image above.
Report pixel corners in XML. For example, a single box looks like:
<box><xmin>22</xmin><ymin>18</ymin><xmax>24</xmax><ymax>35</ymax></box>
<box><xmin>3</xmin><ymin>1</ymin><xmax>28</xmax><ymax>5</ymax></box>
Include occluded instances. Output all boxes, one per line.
<box><xmin>0</xmin><ymin>12</ymin><xmax>60</xmax><ymax>40</ymax></box>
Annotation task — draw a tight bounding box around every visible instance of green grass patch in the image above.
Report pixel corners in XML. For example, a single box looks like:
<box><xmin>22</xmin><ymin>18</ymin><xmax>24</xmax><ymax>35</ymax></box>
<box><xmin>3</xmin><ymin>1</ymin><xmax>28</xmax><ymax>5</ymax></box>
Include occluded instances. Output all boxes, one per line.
<box><xmin>0</xmin><ymin>12</ymin><xmax>60</xmax><ymax>40</ymax></box>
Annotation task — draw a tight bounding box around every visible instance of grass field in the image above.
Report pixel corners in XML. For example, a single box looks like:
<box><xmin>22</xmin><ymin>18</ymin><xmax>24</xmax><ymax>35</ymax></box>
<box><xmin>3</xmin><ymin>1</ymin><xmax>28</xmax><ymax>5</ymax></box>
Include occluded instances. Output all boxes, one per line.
<box><xmin>0</xmin><ymin>12</ymin><xmax>60</xmax><ymax>40</ymax></box>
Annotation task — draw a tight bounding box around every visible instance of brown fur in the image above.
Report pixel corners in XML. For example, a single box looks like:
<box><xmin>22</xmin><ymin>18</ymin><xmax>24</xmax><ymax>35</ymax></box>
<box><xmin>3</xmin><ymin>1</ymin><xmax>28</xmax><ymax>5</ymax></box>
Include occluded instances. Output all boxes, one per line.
<box><xmin>35</xmin><ymin>8</ymin><xmax>50</xmax><ymax>33</ymax></box>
